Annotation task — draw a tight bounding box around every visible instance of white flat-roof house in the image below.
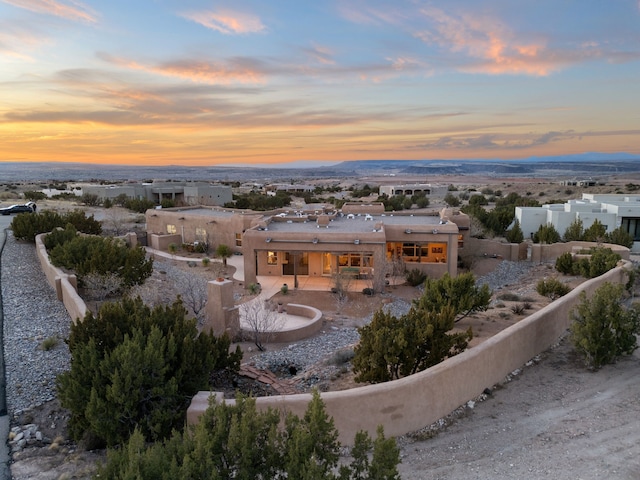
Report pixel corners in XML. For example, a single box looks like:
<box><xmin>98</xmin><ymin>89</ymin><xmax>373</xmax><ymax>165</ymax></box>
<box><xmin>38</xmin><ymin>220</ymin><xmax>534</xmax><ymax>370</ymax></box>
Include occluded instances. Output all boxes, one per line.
<box><xmin>516</xmin><ymin>194</ymin><xmax>640</xmax><ymax>252</ymax></box>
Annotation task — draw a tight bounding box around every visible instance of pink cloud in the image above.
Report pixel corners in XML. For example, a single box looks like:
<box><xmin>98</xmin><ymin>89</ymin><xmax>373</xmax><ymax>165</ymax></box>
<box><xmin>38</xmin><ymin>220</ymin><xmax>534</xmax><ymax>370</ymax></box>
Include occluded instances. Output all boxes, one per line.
<box><xmin>98</xmin><ymin>52</ymin><xmax>267</xmax><ymax>85</ymax></box>
<box><xmin>413</xmin><ymin>7</ymin><xmax>563</xmax><ymax>76</ymax></box>
<box><xmin>1</xmin><ymin>0</ymin><xmax>97</xmax><ymax>23</ymax></box>
<box><xmin>181</xmin><ymin>9</ymin><xmax>265</xmax><ymax>34</ymax></box>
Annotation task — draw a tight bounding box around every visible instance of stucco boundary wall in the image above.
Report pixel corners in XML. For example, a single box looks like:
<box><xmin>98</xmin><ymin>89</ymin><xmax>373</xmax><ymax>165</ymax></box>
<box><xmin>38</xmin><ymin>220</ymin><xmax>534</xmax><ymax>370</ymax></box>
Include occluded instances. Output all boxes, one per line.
<box><xmin>188</xmin><ymin>262</ymin><xmax>631</xmax><ymax>445</ymax></box>
<box><xmin>531</xmin><ymin>241</ymin><xmax>630</xmax><ymax>263</ymax></box>
<box><xmin>34</xmin><ymin>233</ymin><xmax>87</xmax><ymax>323</ymax></box>
<box><xmin>465</xmin><ymin>238</ymin><xmax>527</xmax><ymax>261</ymax></box>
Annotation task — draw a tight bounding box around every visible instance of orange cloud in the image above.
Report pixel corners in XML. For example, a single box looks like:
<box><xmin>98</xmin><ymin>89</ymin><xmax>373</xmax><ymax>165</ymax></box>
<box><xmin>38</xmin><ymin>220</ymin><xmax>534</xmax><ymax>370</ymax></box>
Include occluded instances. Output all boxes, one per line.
<box><xmin>414</xmin><ymin>7</ymin><xmax>563</xmax><ymax>76</ymax></box>
<box><xmin>98</xmin><ymin>52</ymin><xmax>267</xmax><ymax>85</ymax></box>
<box><xmin>1</xmin><ymin>0</ymin><xmax>97</xmax><ymax>23</ymax></box>
<box><xmin>181</xmin><ymin>9</ymin><xmax>265</xmax><ymax>34</ymax></box>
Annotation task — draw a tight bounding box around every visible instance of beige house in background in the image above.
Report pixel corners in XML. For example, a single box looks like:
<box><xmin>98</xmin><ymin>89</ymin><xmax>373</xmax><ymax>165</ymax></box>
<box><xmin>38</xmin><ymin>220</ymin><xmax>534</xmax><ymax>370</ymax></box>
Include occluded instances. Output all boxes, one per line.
<box><xmin>145</xmin><ymin>203</ymin><xmax>470</xmax><ymax>286</ymax></box>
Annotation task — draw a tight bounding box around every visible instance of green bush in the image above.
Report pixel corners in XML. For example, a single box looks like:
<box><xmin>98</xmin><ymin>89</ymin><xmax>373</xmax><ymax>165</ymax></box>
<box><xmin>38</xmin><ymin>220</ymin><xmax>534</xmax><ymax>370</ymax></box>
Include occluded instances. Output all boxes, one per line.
<box><xmin>505</xmin><ymin>220</ymin><xmax>524</xmax><ymax>243</ymax></box>
<box><xmin>605</xmin><ymin>226</ymin><xmax>634</xmax><ymax>248</ymax></box>
<box><xmin>81</xmin><ymin>193</ymin><xmax>100</xmax><ymax>206</ymax></box>
<box><xmin>570</xmin><ymin>282</ymin><xmax>640</xmax><ymax>370</ymax></box>
<box><xmin>533</xmin><ymin>223</ymin><xmax>561</xmax><ymax>244</ymax></box>
<box><xmin>11</xmin><ymin>209</ymin><xmax>102</xmax><ymax>242</ymax></box>
<box><xmin>555</xmin><ymin>252</ymin><xmax>575</xmax><ymax>274</ymax></box>
<box><xmin>23</xmin><ymin>191</ymin><xmax>47</xmax><ymax>201</ymax></box>
<box><xmin>536</xmin><ymin>277</ymin><xmax>571</xmax><ymax>300</ymax></box>
<box><xmin>124</xmin><ymin>198</ymin><xmax>156</xmax><ymax>213</ymax></box>
<box><xmin>96</xmin><ymin>391</ymin><xmax>400</xmax><ymax>480</ymax></box>
<box><xmin>48</xmin><ymin>235</ymin><xmax>153</xmax><ymax>288</ymax></box>
<box><xmin>57</xmin><ymin>297</ymin><xmax>242</xmax><ymax>447</ymax></box>
<box><xmin>405</xmin><ymin>268</ymin><xmax>427</xmax><ymax>287</ymax></box>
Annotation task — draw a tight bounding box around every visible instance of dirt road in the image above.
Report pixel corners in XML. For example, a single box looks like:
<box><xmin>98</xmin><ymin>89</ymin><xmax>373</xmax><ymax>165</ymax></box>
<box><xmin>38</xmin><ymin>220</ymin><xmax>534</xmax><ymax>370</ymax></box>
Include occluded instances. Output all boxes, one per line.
<box><xmin>396</xmin><ymin>335</ymin><xmax>640</xmax><ymax>480</ymax></box>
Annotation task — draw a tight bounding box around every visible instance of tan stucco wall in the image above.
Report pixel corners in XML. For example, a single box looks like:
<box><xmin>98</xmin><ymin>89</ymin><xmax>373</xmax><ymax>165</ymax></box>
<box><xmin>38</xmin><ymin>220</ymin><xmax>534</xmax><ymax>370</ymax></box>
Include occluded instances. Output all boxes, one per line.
<box><xmin>146</xmin><ymin>207</ymin><xmax>261</xmax><ymax>254</ymax></box>
<box><xmin>188</xmin><ymin>263</ymin><xmax>630</xmax><ymax>445</ymax></box>
<box><xmin>241</xmin><ymin>303</ymin><xmax>323</xmax><ymax>344</ymax></box>
<box><xmin>35</xmin><ymin>233</ymin><xmax>87</xmax><ymax>323</ymax></box>
<box><xmin>465</xmin><ymin>238</ymin><xmax>526</xmax><ymax>262</ymax></box>
<box><xmin>531</xmin><ymin>241</ymin><xmax>630</xmax><ymax>263</ymax></box>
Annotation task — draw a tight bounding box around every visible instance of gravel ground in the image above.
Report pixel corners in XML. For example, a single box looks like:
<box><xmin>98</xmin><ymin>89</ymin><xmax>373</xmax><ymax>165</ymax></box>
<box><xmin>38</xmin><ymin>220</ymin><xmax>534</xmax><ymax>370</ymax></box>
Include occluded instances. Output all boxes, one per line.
<box><xmin>1</xmin><ymin>232</ymin><xmax>71</xmax><ymax>416</ymax></box>
<box><xmin>250</xmin><ymin>261</ymin><xmax>536</xmax><ymax>375</ymax></box>
<box><xmin>0</xmin><ymin>231</ymin><xmax>537</xmax><ymax>417</ymax></box>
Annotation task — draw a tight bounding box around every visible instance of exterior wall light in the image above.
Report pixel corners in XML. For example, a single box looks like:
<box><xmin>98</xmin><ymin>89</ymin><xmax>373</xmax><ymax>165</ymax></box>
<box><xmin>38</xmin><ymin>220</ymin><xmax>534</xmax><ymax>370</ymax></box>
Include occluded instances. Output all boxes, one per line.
<box><xmin>266</xmin><ymin>238</ymin><xmax>272</xmax><ymax>243</ymax></box>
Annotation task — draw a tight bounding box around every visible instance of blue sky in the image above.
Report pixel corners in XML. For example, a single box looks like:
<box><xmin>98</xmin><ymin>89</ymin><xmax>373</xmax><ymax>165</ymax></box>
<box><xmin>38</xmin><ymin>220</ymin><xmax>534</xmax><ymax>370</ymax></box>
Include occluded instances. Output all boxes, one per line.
<box><xmin>1</xmin><ymin>0</ymin><xmax>639</xmax><ymax>166</ymax></box>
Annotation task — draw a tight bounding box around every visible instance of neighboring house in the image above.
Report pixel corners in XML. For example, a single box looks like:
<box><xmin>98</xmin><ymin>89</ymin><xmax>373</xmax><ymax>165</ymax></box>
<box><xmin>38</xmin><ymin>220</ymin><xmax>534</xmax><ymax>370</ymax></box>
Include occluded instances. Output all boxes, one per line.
<box><xmin>516</xmin><ymin>193</ymin><xmax>640</xmax><ymax>252</ymax></box>
<box><xmin>379</xmin><ymin>183</ymin><xmax>448</xmax><ymax>197</ymax></box>
<box><xmin>145</xmin><ymin>203</ymin><xmax>470</xmax><ymax>286</ymax></box>
<box><xmin>84</xmin><ymin>182</ymin><xmax>232</xmax><ymax>206</ymax></box>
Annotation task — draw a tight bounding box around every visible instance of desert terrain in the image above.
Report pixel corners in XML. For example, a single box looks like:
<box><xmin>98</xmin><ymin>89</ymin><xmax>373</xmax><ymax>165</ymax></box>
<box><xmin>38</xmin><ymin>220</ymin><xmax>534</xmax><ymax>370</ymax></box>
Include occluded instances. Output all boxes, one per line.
<box><xmin>4</xmin><ymin>171</ymin><xmax>640</xmax><ymax>479</ymax></box>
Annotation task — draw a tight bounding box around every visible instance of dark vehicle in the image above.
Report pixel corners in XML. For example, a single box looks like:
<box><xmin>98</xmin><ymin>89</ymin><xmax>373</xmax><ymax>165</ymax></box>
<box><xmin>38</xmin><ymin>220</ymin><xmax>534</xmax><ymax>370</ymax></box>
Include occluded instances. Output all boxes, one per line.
<box><xmin>0</xmin><ymin>202</ymin><xmax>36</xmax><ymax>215</ymax></box>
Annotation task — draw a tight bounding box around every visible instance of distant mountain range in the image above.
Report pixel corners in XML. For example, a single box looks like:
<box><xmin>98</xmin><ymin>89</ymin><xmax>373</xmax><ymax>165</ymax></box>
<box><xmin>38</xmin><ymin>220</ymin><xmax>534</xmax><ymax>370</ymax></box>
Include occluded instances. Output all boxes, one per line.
<box><xmin>0</xmin><ymin>152</ymin><xmax>638</xmax><ymax>183</ymax></box>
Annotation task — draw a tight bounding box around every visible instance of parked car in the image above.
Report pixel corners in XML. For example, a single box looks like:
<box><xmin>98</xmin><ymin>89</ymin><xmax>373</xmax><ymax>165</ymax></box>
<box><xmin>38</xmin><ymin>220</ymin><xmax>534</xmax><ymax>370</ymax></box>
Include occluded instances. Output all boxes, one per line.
<box><xmin>0</xmin><ymin>203</ymin><xmax>36</xmax><ymax>215</ymax></box>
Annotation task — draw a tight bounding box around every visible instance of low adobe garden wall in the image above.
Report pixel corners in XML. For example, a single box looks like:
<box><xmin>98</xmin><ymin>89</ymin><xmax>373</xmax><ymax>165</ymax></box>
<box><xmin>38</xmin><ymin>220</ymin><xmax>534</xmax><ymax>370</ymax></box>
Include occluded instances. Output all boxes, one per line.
<box><xmin>188</xmin><ymin>262</ymin><xmax>631</xmax><ymax>444</ymax></box>
<box><xmin>35</xmin><ymin>233</ymin><xmax>87</xmax><ymax>323</ymax></box>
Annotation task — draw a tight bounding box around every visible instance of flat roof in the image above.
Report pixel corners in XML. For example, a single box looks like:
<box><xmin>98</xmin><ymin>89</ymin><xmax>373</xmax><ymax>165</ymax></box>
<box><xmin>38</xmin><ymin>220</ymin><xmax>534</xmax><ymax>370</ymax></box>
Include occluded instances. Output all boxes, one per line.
<box><xmin>165</xmin><ymin>208</ymin><xmax>239</xmax><ymax>219</ymax></box>
<box><xmin>264</xmin><ymin>213</ymin><xmax>443</xmax><ymax>234</ymax></box>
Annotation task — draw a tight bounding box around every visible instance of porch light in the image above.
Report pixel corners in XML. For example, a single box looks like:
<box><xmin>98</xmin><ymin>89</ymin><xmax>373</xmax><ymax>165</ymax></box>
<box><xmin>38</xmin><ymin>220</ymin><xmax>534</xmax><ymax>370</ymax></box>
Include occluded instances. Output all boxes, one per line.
<box><xmin>405</xmin><ymin>229</ymin><xmax>412</xmax><ymax>234</ymax></box>
<box><xmin>266</xmin><ymin>238</ymin><xmax>272</xmax><ymax>243</ymax></box>
<box><xmin>312</xmin><ymin>238</ymin><xmax>318</xmax><ymax>244</ymax></box>
<box><xmin>354</xmin><ymin>239</ymin><xmax>360</xmax><ymax>245</ymax></box>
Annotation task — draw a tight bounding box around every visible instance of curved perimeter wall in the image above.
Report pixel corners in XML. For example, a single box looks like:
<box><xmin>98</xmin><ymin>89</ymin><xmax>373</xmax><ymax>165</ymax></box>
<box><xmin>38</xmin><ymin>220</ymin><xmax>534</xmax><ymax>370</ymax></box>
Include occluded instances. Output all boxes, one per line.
<box><xmin>188</xmin><ymin>263</ymin><xmax>631</xmax><ymax>444</ymax></box>
<box><xmin>35</xmin><ymin>233</ymin><xmax>87</xmax><ymax>323</ymax></box>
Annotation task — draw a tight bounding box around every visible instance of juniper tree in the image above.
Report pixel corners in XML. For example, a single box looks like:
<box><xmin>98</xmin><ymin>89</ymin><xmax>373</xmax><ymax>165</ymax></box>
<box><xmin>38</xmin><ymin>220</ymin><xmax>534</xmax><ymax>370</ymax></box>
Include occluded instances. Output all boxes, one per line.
<box><xmin>570</xmin><ymin>282</ymin><xmax>640</xmax><ymax>370</ymax></box>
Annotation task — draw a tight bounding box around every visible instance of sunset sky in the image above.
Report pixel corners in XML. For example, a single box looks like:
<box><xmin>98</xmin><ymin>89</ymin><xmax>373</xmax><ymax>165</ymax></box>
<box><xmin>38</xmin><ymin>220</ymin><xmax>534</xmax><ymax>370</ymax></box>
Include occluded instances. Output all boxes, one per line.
<box><xmin>1</xmin><ymin>0</ymin><xmax>640</xmax><ymax>167</ymax></box>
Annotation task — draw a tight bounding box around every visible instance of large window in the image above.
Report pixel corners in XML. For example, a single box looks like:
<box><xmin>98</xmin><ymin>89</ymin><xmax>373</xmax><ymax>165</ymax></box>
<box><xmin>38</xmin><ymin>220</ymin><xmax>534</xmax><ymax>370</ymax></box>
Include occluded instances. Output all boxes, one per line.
<box><xmin>267</xmin><ymin>251</ymin><xmax>278</xmax><ymax>265</ymax></box>
<box><xmin>166</xmin><ymin>224</ymin><xmax>177</xmax><ymax>234</ymax></box>
<box><xmin>195</xmin><ymin>227</ymin><xmax>207</xmax><ymax>243</ymax></box>
<box><xmin>235</xmin><ymin>233</ymin><xmax>242</xmax><ymax>247</ymax></box>
<box><xmin>338</xmin><ymin>253</ymin><xmax>372</xmax><ymax>268</ymax></box>
<box><xmin>621</xmin><ymin>217</ymin><xmax>640</xmax><ymax>241</ymax></box>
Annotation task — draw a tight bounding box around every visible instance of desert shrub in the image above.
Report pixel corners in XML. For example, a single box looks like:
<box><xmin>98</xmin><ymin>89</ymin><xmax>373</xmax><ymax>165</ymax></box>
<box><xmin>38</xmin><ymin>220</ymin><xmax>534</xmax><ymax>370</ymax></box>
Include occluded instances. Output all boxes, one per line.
<box><xmin>505</xmin><ymin>220</ymin><xmax>524</xmax><ymax>243</ymax></box>
<box><xmin>536</xmin><ymin>277</ymin><xmax>571</xmax><ymax>300</ymax></box>
<box><xmin>11</xmin><ymin>209</ymin><xmax>101</xmax><ymax>242</ymax></box>
<box><xmin>570</xmin><ymin>282</ymin><xmax>640</xmax><ymax>370</ymax></box>
<box><xmin>605</xmin><ymin>226</ymin><xmax>634</xmax><ymax>248</ymax></box>
<box><xmin>533</xmin><ymin>223</ymin><xmax>561</xmax><ymax>244</ymax></box>
<box><xmin>573</xmin><ymin>247</ymin><xmax>621</xmax><ymax>278</ymax></box>
<box><xmin>523</xmin><ymin>301</ymin><xmax>532</xmax><ymax>310</ymax></box>
<box><xmin>57</xmin><ymin>297</ymin><xmax>242</xmax><ymax>447</ymax></box>
<box><xmin>124</xmin><ymin>198</ymin><xmax>156</xmax><ymax>213</ymax></box>
<box><xmin>201</xmin><ymin>257</ymin><xmax>210</xmax><ymax>267</ymax></box>
<box><xmin>405</xmin><ymin>268</ymin><xmax>427</xmax><ymax>287</ymax></box>
<box><xmin>48</xmin><ymin>235</ymin><xmax>153</xmax><ymax>288</ymax></box>
<box><xmin>555</xmin><ymin>252</ymin><xmax>575</xmax><ymax>274</ymax></box>
<box><xmin>23</xmin><ymin>190</ymin><xmax>46</xmax><ymax>201</ymax></box>
<box><xmin>583</xmin><ymin>219</ymin><xmax>606</xmax><ymax>242</ymax></box>
<box><xmin>353</xmin><ymin>306</ymin><xmax>472</xmax><ymax>383</ymax></box>
<box><xmin>327</xmin><ymin>347</ymin><xmax>355</xmax><ymax>366</ymax></box>
<box><xmin>97</xmin><ymin>392</ymin><xmax>400</xmax><ymax>480</ymax></box>
<box><xmin>40</xmin><ymin>336</ymin><xmax>59</xmax><ymax>351</ymax></box>
<box><xmin>43</xmin><ymin>224</ymin><xmax>79</xmax><ymax>250</ymax></box>
<box><xmin>416</xmin><ymin>272</ymin><xmax>492</xmax><ymax>323</ymax></box>
<box><xmin>81</xmin><ymin>193</ymin><xmax>100</xmax><ymax>206</ymax></box>
<box><xmin>563</xmin><ymin>218</ymin><xmax>584</xmax><ymax>242</ymax></box>
<box><xmin>510</xmin><ymin>304</ymin><xmax>526</xmax><ymax>315</ymax></box>
<box><xmin>247</xmin><ymin>282</ymin><xmax>261</xmax><ymax>294</ymax></box>
<box><xmin>497</xmin><ymin>292</ymin><xmax>521</xmax><ymax>302</ymax></box>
